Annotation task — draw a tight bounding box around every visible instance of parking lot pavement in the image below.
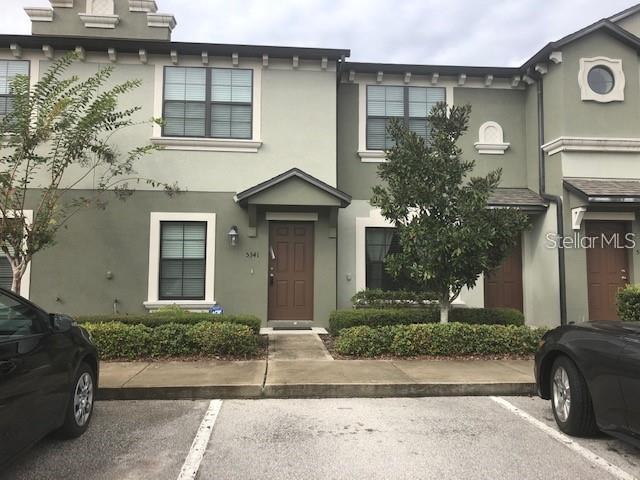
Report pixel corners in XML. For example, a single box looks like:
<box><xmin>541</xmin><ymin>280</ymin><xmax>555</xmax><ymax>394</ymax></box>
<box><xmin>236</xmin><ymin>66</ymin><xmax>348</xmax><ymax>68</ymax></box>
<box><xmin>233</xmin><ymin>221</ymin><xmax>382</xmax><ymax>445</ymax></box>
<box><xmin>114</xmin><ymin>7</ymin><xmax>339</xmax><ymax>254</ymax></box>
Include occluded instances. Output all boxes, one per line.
<box><xmin>4</xmin><ymin>397</ymin><xmax>640</xmax><ymax>480</ymax></box>
<box><xmin>3</xmin><ymin>400</ymin><xmax>210</xmax><ymax>480</ymax></box>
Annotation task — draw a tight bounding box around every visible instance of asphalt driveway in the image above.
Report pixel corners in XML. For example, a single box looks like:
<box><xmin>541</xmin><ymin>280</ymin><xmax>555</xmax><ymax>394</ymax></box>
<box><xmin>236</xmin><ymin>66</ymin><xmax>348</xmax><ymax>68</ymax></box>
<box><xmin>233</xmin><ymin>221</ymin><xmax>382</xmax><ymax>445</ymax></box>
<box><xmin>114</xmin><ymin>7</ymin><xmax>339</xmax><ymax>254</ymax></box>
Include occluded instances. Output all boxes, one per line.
<box><xmin>4</xmin><ymin>397</ymin><xmax>640</xmax><ymax>480</ymax></box>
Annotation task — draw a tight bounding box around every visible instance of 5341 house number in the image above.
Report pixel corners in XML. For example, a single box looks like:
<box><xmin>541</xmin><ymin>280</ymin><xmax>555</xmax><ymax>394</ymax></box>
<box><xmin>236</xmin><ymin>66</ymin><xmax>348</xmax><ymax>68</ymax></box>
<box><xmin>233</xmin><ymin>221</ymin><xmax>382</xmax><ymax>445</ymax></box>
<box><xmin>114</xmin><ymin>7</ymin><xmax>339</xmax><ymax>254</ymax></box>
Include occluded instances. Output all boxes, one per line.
<box><xmin>245</xmin><ymin>251</ymin><xmax>259</xmax><ymax>258</ymax></box>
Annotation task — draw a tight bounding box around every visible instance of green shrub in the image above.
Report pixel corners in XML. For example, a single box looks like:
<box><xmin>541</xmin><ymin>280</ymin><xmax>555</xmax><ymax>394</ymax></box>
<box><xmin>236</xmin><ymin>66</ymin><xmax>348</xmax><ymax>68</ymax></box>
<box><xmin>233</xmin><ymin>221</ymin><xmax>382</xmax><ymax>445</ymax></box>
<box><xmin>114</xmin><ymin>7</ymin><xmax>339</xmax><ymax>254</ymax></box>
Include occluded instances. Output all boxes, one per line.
<box><xmin>351</xmin><ymin>289</ymin><xmax>438</xmax><ymax>309</ymax></box>
<box><xmin>83</xmin><ymin>322</ymin><xmax>153</xmax><ymax>360</ymax></box>
<box><xmin>449</xmin><ymin>308</ymin><xmax>524</xmax><ymax>326</ymax></box>
<box><xmin>190</xmin><ymin>322</ymin><xmax>258</xmax><ymax>357</ymax></box>
<box><xmin>617</xmin><ymin>284</ymin><xmax>640</xmax><ymax>322</ymax></box>
<box><xmin>149</xmin><ymin>323</ymin><xmax>197</xmax><ymax>358</ymax></box>
<box><xmin>334</xmin><ymin>324</ymin><xmax>545</xmax><ymax>357</ymax></box>
<box><xmin>329</xmin><ymin>307</ymin><xmax>524</xmax><ymax>334</ymax></box>
<box><xmin>82</xmin><ymin>321</ymin><xmax>259</xmax><ymax>360</ymax></box>
<box><xmin>75</xmin><ymin>312</ymin><xmax>261</xmax><ymax>334</ymax></box>
<box><xmin>333</xmin><ymin>326</ymin><xmax>397</xmax><ymax>357</ymax></box>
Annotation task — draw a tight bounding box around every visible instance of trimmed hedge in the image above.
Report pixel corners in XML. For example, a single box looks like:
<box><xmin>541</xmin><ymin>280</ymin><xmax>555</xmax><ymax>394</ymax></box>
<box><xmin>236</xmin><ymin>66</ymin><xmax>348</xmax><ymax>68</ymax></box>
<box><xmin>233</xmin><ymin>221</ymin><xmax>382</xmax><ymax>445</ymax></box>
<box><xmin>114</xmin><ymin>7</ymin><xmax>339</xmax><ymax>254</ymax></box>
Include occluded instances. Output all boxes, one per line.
<box><xmin>617</xmin><ymin>284</ymin><xmax>640</xmax><ymax>322</ymax></box>
<box><xmin>75</xmin><ymin>312</ymin><xmax>261</xmax><ymax>334</ymax></box>
<box><xmin>334</xmin><ymin>324</ymin><xmax>545</xmax><ymax>357</ymax></box>
<box><xmin>351</xmin><ymin>289</ymin><xmax>438</xmax><ymax>309</ymax></box>
<box><xmin>329</xmin><ymin>307</ymin><xmax>524</xmax><ymax>334</ymax></box>
<box><xmin>82</xmin><ymin>321</ymin><xmax>258</xmax><ymax>360</ymax></box>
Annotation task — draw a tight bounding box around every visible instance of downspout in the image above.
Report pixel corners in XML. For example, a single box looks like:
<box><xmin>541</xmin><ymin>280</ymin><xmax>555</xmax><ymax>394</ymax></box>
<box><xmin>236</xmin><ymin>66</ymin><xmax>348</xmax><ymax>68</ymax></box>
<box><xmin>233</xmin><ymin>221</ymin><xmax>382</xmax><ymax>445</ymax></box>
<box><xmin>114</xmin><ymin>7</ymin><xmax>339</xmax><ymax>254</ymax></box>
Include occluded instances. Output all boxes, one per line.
<box><xmin>335</xmin><ymin>54</ymin><xmax>346</xmax><ymax>311</ymax></box>
<box><xmin>535</xmin><ymin>75</ymin><xmax>568</xmax><ymax>325</ymax></box>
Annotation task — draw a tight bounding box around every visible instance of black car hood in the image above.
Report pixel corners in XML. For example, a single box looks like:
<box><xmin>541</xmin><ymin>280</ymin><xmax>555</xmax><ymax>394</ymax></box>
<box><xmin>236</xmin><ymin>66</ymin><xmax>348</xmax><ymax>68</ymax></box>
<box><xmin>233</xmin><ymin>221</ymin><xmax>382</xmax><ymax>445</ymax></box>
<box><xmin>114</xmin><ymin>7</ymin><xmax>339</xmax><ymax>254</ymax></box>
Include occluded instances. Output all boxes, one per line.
<box><xmin>573</xmin><ymin>321</ymin><xmax>640</xmax><ymax>335</ymax></box>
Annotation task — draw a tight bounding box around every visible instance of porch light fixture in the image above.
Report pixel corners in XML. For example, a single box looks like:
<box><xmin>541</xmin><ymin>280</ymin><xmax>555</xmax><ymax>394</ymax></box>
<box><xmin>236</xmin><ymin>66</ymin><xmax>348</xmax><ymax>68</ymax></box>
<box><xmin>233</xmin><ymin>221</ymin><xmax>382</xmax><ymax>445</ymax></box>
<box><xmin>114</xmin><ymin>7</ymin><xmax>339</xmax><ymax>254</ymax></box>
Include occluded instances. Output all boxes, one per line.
<box><xmin>227</xmin><ymin>225</ymin><xmax>239</xmax><ymax>247</ymax></box>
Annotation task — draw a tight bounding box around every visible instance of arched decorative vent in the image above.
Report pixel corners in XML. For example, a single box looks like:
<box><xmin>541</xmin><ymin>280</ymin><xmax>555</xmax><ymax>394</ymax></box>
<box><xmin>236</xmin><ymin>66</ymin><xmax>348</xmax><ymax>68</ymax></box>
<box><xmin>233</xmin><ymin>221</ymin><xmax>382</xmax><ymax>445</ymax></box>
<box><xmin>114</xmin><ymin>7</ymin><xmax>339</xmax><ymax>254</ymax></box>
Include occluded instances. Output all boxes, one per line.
<box><xmin>474</xmin><ymin>121</ymin><xmax>510</xmax><ymax>155</ymax></box>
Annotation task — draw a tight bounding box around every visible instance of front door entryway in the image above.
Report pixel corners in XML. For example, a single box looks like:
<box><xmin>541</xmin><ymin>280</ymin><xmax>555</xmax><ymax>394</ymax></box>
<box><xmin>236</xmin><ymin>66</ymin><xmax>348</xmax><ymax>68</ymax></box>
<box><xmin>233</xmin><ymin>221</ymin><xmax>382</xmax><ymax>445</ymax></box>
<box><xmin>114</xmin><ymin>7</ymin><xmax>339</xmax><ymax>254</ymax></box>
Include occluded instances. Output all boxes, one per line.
<box><xmin>484</xmin><ymin>238</ymin><xmax>524</xmax><ymax>312</ymax></box>
<box><xmin>268</xmin><ymin>222</ymin><xmax>314</xmax><ymax>321</ymax></box>
<box><xmin>586</xmin><ymin>221</ymin><xmax>630</xmax><ymax>321</ymax></box>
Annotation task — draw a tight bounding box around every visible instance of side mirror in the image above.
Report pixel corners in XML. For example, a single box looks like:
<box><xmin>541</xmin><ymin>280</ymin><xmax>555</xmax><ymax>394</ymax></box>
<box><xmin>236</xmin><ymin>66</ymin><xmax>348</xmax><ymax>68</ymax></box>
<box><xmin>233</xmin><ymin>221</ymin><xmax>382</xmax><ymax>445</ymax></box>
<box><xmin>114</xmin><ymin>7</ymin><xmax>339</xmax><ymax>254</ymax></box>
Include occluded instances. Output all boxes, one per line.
<box><xmin>50</xmin><ymin>313</ymin><xmax>73</xmax><ymax>333</ymax></box>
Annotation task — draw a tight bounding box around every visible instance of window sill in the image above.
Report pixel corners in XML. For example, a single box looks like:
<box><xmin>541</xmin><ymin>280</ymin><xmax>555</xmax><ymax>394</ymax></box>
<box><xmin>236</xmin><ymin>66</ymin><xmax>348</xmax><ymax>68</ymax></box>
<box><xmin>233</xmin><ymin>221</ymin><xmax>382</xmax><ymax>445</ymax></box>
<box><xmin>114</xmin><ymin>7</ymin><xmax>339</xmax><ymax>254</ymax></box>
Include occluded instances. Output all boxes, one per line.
<box><xmin>358</xmin><ymin>150</ymin><xmax>387</xmax><ymax>163</ymax></box>
<box><xmin>143</xmin><ymin>300</ymin><xmax>215</xmax><ymax>312</ymax></box>
<box><xmin>474</xmin><ymin>142</ymin><xmax>510</xmax><ymax>155</ymax></box>
<box><xmin>151</xmin><ymin>136</ymin><xmax>262</xmax><ymax>153</ymax></box>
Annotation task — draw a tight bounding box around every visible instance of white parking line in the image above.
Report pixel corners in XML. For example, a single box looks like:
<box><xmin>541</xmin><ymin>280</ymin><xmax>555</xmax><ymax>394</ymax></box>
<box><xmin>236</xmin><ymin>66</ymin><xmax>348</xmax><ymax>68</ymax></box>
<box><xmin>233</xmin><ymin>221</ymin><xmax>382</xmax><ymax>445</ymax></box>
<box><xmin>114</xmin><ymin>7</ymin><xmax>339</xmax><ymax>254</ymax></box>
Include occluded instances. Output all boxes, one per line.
<box><xmin>490</xmin><ymin>397</ymin><xmax>637</xmax><ymax>480</ymax></box>
<box><xmin>177</xmin><ymin>400</ymin><xmax>222</xmax><ymax>480</ymax></box>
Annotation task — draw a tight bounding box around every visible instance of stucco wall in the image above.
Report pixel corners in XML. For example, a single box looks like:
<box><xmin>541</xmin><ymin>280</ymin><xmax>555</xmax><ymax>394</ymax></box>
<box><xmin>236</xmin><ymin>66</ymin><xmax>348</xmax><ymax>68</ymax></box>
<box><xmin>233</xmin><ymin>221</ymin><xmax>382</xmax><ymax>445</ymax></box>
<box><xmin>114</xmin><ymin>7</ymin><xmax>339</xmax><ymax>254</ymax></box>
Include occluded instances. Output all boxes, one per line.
<box><xmin>27</xmin><ymin>191</ymin><xmax>337</xmax><ymax>326</ymax></box>
<box><xmin>10</xmin><ymin>52</ymin><xmax>338</xmax><ymax>193</ymax></box>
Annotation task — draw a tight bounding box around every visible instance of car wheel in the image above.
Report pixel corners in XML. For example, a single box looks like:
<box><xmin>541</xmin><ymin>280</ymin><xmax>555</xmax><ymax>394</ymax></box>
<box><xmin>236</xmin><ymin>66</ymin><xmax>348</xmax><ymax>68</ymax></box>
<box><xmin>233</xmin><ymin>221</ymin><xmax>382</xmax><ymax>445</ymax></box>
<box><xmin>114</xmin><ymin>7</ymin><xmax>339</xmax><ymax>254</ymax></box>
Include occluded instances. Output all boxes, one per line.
<box><xmin>58</xmin><ymin>362</ymin><xmax>95</xmax><ymax>438</ymax></box>
<box><xmin>550</xmin><ymin>355</ymin><xmax>598</xmax><ymax>436</ymax></box>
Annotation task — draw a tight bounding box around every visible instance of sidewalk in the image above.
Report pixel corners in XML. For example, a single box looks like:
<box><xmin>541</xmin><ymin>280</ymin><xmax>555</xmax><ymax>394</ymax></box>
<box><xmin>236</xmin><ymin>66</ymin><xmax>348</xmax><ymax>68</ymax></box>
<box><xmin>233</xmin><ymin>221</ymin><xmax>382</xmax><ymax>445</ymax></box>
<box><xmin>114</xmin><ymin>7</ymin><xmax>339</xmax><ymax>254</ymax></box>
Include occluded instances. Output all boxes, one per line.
<box><xmin>98</xmin><ymin>357</ymin><xmax>535</xmax><ymax>400</ymax></box>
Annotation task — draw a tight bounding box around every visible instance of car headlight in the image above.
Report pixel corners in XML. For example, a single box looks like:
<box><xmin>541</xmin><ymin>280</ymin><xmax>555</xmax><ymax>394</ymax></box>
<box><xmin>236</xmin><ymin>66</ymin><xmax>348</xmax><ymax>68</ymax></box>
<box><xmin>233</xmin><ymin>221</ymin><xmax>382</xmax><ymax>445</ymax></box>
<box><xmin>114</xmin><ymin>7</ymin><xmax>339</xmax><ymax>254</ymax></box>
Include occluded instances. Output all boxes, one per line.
<box><xmin>80</xmin><ymin>327</ymin><xmax>94</xmax><ymax>344</ymax></box>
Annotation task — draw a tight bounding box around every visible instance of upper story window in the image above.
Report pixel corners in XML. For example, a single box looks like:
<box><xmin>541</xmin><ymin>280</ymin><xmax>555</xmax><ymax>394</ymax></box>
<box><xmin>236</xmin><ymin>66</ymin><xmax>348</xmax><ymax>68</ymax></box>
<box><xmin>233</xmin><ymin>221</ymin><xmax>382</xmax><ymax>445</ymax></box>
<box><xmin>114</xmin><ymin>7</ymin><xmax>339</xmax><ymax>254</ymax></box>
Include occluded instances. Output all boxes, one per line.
<box><xmin>366</xmin><ymin>85</ymin><xmax>445</xmax><ymax>150</ymax></box>
<box><xmin>162</xmin><ymin>67</ymin><xmax>253</xmax><ymax>140</ymax></box>
<box><xmin>0</xmin><ymin>60</ymin><xmax>29</xmax><ymax>119</ymax></box>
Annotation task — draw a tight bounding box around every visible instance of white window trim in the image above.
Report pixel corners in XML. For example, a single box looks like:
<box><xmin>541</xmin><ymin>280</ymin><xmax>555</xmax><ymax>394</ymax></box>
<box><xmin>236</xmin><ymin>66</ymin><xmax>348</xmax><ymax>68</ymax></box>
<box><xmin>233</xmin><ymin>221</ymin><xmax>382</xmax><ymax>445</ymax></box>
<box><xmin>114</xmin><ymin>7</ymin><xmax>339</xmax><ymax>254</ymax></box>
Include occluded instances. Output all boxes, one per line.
<box><xmin>355</xmin><ymin>207</ymin><xmax>464</xmax><ymax>304</ymax></box>
<box><xmin>144</xmin><ymin>212</ymin><xmax>216</xmax><ymax>311</ymax></box>
<box><xmin>356</xmin><ymin>77</ymin><xmax>454</xmax><ymax>163</ymax></box>
<box><xmin>578</xmin><ymin>57</ymin><xmax>625</xmax><ymax>103</ymax></box>
<box><xmin>152</xmin><ymin>61</ymin><xmax>262</xmax><ymax>152</ymax></box>
<box><xmin>0</xmin><ymin>210</ymin><xmax>33</xmax><ymax>299</ymax></box>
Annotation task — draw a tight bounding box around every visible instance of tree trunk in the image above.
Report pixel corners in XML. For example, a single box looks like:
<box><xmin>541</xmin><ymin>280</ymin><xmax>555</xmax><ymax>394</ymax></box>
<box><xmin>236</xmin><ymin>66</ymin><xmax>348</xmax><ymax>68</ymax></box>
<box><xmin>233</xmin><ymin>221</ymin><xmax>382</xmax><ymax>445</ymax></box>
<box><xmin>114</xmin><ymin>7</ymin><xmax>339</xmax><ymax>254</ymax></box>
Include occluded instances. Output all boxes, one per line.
<box><xmin>9</xmin><ymin>259</ymin><xmax>26</xmax><ymax>296</ymax></box>
<box><xmin>439</xmin><ymin>298</ymin><xmax>450</xmax><ymax>324</ymax></box>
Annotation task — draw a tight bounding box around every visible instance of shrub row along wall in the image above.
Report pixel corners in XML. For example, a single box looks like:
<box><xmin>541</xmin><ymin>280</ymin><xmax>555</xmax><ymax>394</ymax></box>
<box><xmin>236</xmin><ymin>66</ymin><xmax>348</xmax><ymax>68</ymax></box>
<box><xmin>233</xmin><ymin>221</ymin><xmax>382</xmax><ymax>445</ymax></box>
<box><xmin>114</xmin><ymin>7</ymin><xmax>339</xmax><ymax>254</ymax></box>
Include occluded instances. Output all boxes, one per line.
<box><xmin>329</xmin><ymin>307</ymin><xmax>524</xmax><ymax>335</ymax></box>
<box><xmin>617</xmin><ymin>284</ymin><xmax>640</xmax><ymax>322</ymax></box>
<box><xmin>76</xmin><ymin>313</ymin><xmax>261</xmax><ymax>334</ymax></box>
<box><xmin>82</xmin><ymin>321</ymin><xmax>259</xmax><ymax>360</ymax></box>
<box><xmin>334</xmin><ymin>324</ymin><xmax>546</xmax><ymax>357</ymax></box>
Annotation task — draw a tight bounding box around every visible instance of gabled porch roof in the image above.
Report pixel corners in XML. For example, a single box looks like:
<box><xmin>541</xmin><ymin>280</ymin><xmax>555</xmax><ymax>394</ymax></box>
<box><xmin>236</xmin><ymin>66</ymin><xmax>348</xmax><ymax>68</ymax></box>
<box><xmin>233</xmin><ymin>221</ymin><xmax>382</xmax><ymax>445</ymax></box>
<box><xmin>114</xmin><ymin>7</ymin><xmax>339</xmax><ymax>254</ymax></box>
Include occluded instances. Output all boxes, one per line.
<box><xmin>234</xmin><ymin>168</ymin><xmax>352</xmax><ymax>208</ymax></box>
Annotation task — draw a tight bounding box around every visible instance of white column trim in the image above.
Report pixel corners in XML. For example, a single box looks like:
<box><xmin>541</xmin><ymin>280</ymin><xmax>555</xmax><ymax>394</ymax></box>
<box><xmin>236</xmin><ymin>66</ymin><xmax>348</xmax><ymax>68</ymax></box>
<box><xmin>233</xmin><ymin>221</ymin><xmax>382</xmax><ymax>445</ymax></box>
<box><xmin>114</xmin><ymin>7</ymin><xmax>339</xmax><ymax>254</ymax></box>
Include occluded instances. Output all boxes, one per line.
<box><xmin>144</xmin><ymin>212</ymin><xmax>216</xmax><ymax>310</ymax></box>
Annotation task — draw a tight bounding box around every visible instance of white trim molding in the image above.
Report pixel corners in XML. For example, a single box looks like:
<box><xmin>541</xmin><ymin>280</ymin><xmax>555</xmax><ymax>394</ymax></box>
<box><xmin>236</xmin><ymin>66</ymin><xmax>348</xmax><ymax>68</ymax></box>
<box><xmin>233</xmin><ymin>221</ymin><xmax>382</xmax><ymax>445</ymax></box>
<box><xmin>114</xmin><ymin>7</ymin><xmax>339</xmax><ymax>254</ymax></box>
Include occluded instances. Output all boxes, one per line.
<box><xmin>474</xmin><ymin>121</ymin><xmax>510</xmax><ymax>155</ymax></box>
<box><xmin>78</xmin><ymin>13</ymin><xmax>120</xmax><ymax>28</ymax></box>
<box><xmin>144</xmin><ymin>212</ymin><xmax>216</xmax><ymax>311</ymax></box>
<box><xmin>542</xmin><ymin>136</ymin><xmax>640</xmax><ymax>155</ymax></box>
<box><xmin>578</xmin><ymin>57</ymin><xmax>625</xmax><ymax>103</ymax></box>
<box><xmin>572</xmin><ymin>208</ymin><xmax>635</xmax><ymax>230</ymax></box>
<box><xmin>129</xmin><ymin>0</ymin><xmax>157</xmax><ymax>12</ymax></box>
<box><xmin>50</xmin><ymin>0</ymin><xmax>73</xmax><ymax>6</ymax></box>
<box><xmin>24</xmin><ymin>7</ymin><xmax>54</xmax><ymax>22</ymax></box>
<box><xmin>147</xmin><ymin>13</ymin><xmax>176</xmax><ymax>30</ymax></box>
<box><xmin>0</xmin><ymin>210</ymin><xmax>33</xmax><ymax>299</ymax></box>
<box><xmin>357</xmin><ymin>150</ymin><xmax>387</xmax><ymax>162</ymax></box>
<box><xmin>265</xmin><ymin>212</ymin><xmax>318</xmax><ymax>222</ymax></box>
<box><xmin>150</xmin><ymin>136</ymin><xmax>262</xmax><ymax>153</ymax></box>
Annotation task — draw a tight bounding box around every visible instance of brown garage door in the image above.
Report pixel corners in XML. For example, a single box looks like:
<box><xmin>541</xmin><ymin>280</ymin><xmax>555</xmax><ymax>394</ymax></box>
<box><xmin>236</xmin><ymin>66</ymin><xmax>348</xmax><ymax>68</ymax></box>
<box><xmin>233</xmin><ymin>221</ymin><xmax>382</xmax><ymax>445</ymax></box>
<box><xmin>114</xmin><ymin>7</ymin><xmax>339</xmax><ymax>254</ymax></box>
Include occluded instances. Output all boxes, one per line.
<box><xmin>484</xmin><ymin>239</ymin><xmax>524</xmax><ymax>312</ymax></box>
<box><xmin>586</xmin><ymin>221</ymin><xmax>629</xmax><ymax>321</ymax></box>
<box><xmin>268</xmin><ymin>222</ymin><xmax>314</xmax><ymax>321</ymax></box>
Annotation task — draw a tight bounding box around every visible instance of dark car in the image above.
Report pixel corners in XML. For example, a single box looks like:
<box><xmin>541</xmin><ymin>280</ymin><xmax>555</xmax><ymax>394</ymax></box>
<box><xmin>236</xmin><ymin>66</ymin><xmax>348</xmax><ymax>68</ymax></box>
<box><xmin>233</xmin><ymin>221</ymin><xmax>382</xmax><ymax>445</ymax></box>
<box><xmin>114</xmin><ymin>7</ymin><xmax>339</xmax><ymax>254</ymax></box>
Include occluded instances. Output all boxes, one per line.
<box><xmin>535</xmin><ymin>321</ymin><xmax>640</xmax><ymax>446</ymax></box>
<box><xmin>0</xmin><ymin>288</ymin><xmax>98</xmax><ymax>466</ymax></box>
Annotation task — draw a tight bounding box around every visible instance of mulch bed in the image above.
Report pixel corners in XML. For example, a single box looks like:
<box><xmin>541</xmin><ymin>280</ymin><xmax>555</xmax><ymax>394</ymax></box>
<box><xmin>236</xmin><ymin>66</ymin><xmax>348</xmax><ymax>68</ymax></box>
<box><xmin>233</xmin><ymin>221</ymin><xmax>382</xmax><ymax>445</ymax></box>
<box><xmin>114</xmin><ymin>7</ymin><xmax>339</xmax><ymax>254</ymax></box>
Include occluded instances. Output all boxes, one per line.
<box><xmin>320</xmin><ymin>334</ymin><xmax>533</xmax><ymax>361</ymax></box>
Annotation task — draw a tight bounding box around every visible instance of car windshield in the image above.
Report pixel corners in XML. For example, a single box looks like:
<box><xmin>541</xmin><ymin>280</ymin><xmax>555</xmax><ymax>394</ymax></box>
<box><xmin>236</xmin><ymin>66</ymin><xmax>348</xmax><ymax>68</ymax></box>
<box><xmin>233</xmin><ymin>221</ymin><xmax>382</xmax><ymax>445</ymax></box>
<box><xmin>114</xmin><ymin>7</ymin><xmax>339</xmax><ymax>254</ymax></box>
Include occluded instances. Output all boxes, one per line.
<box><xmin>0</xmin><ymin>291</ymin><xmax>44</xmax><ymax>340</ymax></box>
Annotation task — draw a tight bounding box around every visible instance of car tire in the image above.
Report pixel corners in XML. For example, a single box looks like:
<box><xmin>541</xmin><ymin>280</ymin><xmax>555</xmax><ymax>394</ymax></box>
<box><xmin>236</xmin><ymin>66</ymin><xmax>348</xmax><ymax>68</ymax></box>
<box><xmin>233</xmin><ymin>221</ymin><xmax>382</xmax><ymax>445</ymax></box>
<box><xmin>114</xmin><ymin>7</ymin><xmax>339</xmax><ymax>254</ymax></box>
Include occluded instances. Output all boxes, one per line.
<box><xmin>58</xmin><ymin>362</ymin><xmax>96</xmax><ymax>439</ymax></box>
<box><xmin>550</xmin><ymin>355</ymin><xmax>598</xmax><ymax>436</ymax></box>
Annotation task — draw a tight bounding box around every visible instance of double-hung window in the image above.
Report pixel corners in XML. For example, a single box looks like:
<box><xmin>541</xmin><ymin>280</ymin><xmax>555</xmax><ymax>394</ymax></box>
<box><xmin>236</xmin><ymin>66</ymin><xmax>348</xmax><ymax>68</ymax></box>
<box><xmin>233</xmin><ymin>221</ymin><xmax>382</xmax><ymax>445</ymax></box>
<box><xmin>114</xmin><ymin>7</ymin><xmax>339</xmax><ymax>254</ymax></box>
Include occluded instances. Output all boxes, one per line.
<box><xmin>159</xmin><ymin>221</ymin><xmax>207</xmax><ymax>300</ymax></box>
<box><xmin>0</xmin><ymin>60</ymin><xmax>29</xmax><ymax>119</ymax></box>
<box><xmin>366</xmin><ymin>85</ymin><xmax>445</xmax><ymax>150</ymax></box>
<box><xmin>163</xmin><ymin>66</ymin><xmax>253</xmax><ymax>139</ymax></box>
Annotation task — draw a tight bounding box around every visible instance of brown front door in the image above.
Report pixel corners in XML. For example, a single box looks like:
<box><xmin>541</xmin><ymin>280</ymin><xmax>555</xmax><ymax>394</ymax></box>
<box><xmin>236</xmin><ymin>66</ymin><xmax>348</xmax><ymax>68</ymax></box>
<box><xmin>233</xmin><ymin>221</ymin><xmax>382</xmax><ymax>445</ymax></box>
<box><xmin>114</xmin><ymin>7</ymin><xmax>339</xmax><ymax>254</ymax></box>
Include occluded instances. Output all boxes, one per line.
<box><xmin>484</xmin><ymin>238</ymin><xmax>524</xmax><ymax>312</ymax></box>
<box><xmin>268</xmin><ymin>222</ymin><xmax>314</xmax><ymax>321</ymax></box>
<box><xmin>586</xmin><ymin>221</ymin><xmax>629</xmax><ymax>321</ymax></box>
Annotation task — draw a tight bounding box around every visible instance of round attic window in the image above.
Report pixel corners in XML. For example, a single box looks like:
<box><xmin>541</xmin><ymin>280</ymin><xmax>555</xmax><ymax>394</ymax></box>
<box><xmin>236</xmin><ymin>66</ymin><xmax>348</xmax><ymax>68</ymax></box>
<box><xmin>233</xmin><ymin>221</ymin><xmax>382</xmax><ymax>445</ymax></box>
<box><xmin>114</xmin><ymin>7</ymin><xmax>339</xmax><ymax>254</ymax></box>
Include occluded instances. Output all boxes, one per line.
<box><xmin>587</xmin><ymin>66</ymin><xmax>615</xmax><ymax>95</ymax></box>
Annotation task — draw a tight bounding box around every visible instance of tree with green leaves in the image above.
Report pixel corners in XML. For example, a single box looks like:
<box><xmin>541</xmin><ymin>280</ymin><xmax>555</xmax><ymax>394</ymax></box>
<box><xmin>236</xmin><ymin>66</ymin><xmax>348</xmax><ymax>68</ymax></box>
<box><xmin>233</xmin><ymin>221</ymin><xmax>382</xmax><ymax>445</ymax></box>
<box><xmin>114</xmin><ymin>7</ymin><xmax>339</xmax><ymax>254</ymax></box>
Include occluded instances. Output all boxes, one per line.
<box><xmin>371</xmin><ymin>103</ymin><xmax>530</xmax><ymax>323</ymax></box>
<box><xmin>0</xmin><ymin>54</ymin><xmax>178</xmax><ymax>295</ymax></box>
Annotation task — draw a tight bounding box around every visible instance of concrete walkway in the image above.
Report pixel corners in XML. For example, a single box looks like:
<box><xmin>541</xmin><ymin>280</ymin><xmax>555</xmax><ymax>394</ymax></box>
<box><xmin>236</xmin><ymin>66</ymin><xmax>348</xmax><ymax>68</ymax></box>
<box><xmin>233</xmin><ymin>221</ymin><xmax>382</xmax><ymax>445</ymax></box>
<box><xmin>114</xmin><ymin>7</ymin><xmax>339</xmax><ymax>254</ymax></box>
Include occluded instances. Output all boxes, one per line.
<box><xmin>98</xmin><ymin>357</ymin><xmax>535</xmax><ymax>400</ymax></box>
<box><xmin>267</xmin><ymin>333</ymin><xmax>333</xmax><ymax>361</ymax></box>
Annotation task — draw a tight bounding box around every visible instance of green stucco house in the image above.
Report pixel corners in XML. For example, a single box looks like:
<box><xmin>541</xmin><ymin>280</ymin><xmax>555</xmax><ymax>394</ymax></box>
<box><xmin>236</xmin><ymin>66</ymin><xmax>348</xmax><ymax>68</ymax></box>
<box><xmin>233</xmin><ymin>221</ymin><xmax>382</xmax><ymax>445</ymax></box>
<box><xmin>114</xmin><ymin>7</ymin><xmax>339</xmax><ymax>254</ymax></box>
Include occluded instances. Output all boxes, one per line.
<box><xmin>4</xmin><ymin>0</ymin><xmax>640</xmax><ymax>328</ymax></box>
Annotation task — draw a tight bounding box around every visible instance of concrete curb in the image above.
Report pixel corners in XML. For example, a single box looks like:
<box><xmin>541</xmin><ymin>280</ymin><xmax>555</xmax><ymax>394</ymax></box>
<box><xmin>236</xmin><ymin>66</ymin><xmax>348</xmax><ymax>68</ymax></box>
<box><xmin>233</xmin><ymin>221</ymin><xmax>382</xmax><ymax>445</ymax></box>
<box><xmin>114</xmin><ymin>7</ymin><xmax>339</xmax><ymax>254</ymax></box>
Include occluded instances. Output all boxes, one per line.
<box><xmin>98</xmin><ymin>382</ymin><xmax>536</xmax><ymax>400</ymax></box>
